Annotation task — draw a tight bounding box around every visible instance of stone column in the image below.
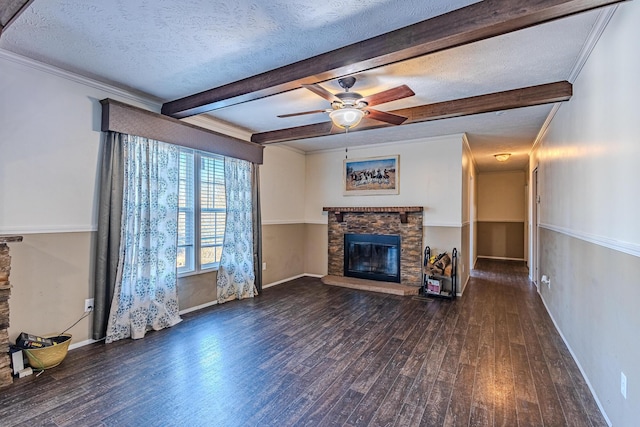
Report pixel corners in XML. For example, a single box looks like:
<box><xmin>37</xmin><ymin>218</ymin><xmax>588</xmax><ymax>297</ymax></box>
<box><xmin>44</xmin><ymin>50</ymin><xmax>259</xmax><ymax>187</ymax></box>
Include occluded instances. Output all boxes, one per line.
<box><xmin>0</xmin><ymin>235</ymin><xmax>23</xmax><ymax>388</ymax></box>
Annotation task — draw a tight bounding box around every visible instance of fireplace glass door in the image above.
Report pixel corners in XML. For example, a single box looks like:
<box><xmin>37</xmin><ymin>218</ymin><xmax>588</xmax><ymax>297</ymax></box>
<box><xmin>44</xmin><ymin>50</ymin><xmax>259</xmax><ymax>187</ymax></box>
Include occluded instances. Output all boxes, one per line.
<box><xmin>344</xmin><ymin>233</ymin><xmax>401</xmax><ymax>283</ymax></box>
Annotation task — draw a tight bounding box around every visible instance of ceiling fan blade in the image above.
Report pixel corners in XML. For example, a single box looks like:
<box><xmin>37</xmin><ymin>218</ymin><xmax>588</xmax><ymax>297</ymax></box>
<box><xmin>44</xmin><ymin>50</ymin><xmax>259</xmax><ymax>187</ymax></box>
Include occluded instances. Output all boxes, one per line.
<box><xmin>361</xmin><ymin>85</ymin><xmax>415</xmax><ymax>107</ymax></box>
<box><xmin>366</xmin><ymin>109</ymin><xmax>408</xmax><ymax>125</ymax></box>
<box><xmin>301</xmin><ymin>84</ymin><xmax>341</xmax><ymax>103</ymax></box>
<box><xmin>277</xmin><ymin>109</ymin><xmax>327</xmax><ymax>118</ymax></box>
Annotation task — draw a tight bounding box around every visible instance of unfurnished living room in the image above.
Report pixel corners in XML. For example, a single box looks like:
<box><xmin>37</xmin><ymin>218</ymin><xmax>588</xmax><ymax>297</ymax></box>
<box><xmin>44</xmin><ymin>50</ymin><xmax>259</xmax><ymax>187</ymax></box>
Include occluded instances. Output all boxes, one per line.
<box><xmin>0</xmin><ymin>1</ymin><xmax>638</xmax><ymax>426</ymax></box>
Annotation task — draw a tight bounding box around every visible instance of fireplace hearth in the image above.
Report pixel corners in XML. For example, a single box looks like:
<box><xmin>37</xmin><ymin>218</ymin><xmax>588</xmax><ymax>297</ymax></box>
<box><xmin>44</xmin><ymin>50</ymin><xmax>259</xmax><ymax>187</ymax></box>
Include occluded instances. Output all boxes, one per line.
<box><xmin>344</xmin><ymin>233</ymin><xmax>401</xmax><ymax>283</ymax></box>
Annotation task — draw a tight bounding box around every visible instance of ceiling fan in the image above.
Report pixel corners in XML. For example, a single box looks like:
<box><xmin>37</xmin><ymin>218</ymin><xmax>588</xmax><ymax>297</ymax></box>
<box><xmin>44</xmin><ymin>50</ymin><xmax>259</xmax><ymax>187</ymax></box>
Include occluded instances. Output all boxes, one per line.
<box><xmin>278</xmin><ymin>76</ymin><xmax>415</xmax><ymax>130</ymax></box>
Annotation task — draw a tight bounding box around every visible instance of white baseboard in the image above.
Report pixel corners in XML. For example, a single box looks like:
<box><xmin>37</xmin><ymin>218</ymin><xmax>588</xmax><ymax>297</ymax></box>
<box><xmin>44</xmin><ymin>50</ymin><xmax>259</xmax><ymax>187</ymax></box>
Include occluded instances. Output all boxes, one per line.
<box><xmin>69</xmin><ymin>338</ymin><xmax>101</xmax><ymax>350</ymax></box>
<box><xmin>477</xmin><ymin>255</ymin><xmax>525</xmax><ymax>262</ymax></box>
<box><xmin>262</xmin><ymin>273</ymin><xmax>325</xmax><ymax>289</ymax></box>
<box><xmin>179</xmin><ymin>300</ymin><xmax>218</xmax><ymax>315</ymax></box>
<box><xmin>457</xmin><ymin>274</ymin><xmax>470</xmax><ymax>297</ymax></box>
<box><xmin>538</xmin><ymin>292</ymin><xmax>612</xmax><ymax>427</ymax></box>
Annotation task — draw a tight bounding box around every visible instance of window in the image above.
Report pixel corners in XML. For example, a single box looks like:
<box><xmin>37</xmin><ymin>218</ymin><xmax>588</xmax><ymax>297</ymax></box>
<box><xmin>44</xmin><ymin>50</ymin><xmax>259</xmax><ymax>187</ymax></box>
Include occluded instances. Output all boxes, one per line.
<box><xmin>177</xmin><ymin>149</ymin><xmax>226</xmax><ymax>275</ymax></box>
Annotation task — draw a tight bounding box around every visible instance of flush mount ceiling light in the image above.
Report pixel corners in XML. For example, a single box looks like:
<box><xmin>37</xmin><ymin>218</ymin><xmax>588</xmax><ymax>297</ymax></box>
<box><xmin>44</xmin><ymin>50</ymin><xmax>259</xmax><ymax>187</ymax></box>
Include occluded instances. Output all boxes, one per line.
<box><xmin>329</xmin><ymin>107</ymin><xmax>366</xmax><ymax>130</ymax></box>
<box><xmin>494</xmin><ymin>153</ymin><xmax>511</xmax><ymax>162</ymax></box>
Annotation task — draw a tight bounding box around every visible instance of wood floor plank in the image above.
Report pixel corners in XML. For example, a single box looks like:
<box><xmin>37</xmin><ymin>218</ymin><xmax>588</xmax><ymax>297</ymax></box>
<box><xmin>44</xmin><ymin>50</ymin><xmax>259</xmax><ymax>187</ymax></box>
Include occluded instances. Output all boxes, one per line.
<box><xmin>510</xmin><ymin>342</ymin><xmax>544</xmax><ymax>425</ymax></box>
<box><xmin>443</xmin><ymin>363</ymin><xmax>476</xmax><ymax>427</ymax></box>
<box><xmin>418</xmin><ymin>371</ymin><xmax>456</xmax><ymax>426</ymax></box>
<box><xmin>493</xmin><ymin>293</ymin><xmax>518</xmax><ymax>427</ymax></box>
<box><xmin>469</xmin><ymin>343</ymin><xmax>495</xmax><ymax>427</ymax></box>
<box><xmin>0</xmin><ymin>260</ymin><xmax>609</xmax><ymax>427</ymax></box>
<box><xmin>368</xmin><ymin>374</ymin><xmax>414</xmax><ymax>427</ymax></box>
<box><xmin>317</xmin><ymin>389</ymin><xmax>365</xmax><ymax>427</ymax></box>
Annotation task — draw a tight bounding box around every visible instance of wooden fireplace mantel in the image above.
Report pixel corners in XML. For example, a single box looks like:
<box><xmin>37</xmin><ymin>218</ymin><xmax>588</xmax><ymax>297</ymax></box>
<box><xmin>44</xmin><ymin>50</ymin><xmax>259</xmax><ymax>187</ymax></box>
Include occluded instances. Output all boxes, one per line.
<box><xmin>322</xmin><ymin>206</ymin><xmax>423</xmax><ymax>224</ymax></box>
<box><xmin>0</xmin><ymin>235</ymin><xmax>23</xmax><ymax>244</ymax></box>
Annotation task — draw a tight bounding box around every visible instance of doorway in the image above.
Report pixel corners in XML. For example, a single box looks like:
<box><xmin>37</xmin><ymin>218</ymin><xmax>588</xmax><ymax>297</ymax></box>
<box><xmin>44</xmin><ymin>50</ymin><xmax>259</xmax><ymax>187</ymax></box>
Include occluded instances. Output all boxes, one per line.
<box><xmin>531</xmin><ymin>167</ymin><xmax>540</xmax><ymax>287</ymax></box>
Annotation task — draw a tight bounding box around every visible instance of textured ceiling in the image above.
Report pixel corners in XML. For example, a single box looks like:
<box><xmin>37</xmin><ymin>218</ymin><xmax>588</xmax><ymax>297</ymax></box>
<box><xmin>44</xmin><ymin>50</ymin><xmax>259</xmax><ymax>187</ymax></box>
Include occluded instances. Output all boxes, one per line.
<box><xmin>0</xmin><ymin>0</ymin><xmax>613</xmax><ymax>172</ymax></box>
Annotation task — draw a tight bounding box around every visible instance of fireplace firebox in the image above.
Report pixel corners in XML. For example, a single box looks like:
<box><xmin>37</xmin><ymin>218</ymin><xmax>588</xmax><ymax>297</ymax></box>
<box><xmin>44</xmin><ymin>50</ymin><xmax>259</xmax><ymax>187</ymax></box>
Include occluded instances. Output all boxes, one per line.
<box><xmin>344</xmin><ymin>233</ymin><xmax>401</xmax><ymax>283</ymax></box>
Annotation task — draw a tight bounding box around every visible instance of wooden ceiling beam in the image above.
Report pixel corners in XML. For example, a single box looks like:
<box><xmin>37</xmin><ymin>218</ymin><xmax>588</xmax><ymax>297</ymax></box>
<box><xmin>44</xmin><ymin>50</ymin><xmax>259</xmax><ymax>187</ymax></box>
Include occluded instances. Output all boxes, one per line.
<box><xmin>0</xmin><ymin>0</ymin><xmax>34</xmax><ymax>38</ymax></box>
<box><xmin>162</xmin><ymin>0</ymin><xmax>621</xmax><ymax>118</ymax></box>
<box><xmin>250</xmin><ymin>81</ymin><xmax>572</xmax><ymax>144</ymax></box>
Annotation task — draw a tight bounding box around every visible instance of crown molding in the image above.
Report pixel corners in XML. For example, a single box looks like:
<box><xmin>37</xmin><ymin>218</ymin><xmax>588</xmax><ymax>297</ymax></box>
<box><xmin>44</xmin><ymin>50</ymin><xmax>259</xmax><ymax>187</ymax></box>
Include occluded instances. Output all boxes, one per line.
<box><xmin>568</xmin><ymin>5</ymin><xmax>618</xmax><ymax>84</ymax></box>
<box><xmin>531</xmin><ymin>6</ymin><xmax>618</xmax><ymax>155</ymax></box>
<box><xmin>305</xmin><ymin>133</ymin><xmax>466</xmax><ymax>155</ymax></box>
<box><xmin>0</xmin><ymin>48</ymin><xmax>162</xmax><ymax>110</ymax></box>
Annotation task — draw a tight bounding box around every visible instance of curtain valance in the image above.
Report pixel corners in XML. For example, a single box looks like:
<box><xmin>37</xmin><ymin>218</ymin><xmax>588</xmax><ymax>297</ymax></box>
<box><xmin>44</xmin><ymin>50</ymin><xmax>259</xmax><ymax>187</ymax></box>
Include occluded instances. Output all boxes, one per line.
<box><xmin>100</xmin><ymin>98</ymin><xmax>263</xmax><ymax>164</ymax></box>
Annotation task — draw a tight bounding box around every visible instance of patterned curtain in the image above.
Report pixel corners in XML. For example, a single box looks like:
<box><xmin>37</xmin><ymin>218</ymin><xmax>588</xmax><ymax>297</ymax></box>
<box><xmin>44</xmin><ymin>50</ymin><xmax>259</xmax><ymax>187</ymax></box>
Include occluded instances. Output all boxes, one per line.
<box><xmin>216</xmin><ymin>158</ymin><xmax>257</xmax><ymax>303</ymax></box>
<box><xmin>105</xmin><ymin>135</ymin><xmax>182</xmax><ymax>343</ymax></box>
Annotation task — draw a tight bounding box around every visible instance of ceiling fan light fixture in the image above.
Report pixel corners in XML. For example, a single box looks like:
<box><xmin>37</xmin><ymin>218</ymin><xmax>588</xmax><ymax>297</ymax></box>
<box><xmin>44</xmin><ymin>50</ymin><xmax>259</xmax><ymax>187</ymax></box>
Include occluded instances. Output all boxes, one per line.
<box><xmin>329</xmin><ymin>107</ymin><xmax>365</xmax><ymax>130</ymax></box>
<box><xmin>494</xmin><ymin>153</ymin><xmax>511</xmax><ymax>162</ymax></box>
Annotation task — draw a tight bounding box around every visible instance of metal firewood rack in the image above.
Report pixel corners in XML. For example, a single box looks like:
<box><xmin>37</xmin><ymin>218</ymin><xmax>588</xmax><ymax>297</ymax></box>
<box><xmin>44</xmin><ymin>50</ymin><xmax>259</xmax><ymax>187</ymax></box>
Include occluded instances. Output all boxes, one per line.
<box><xmin>421</xmin><ymin>246</ymin><xmax>457</xmax><ymax>300</ymax></box>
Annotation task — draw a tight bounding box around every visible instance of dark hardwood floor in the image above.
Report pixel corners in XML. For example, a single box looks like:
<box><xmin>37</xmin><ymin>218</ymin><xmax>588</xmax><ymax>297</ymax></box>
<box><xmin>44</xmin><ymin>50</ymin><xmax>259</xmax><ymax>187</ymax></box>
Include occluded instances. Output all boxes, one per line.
<box><xmin>0</xmin><ymin>259</ymin><xmax>607</xmax><ymax>426</ymax></box>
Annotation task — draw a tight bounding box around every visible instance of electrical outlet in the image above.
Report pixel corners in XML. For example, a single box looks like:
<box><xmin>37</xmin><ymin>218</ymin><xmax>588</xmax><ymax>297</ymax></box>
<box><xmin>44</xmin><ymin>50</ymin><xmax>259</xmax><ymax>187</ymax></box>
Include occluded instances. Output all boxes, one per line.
<box><xmin>621</xmin><ymin>372</ymin><xmax>627</xmax><ymax>399</ymax></box>
<box><xmin>84</xmin><ymin>298</ymin><xmax>94</xmax><ymax>313</ymax></box>
<box><xmin>541</xmin><ymin>275</ymin><xmax>551</xmax><ymax>289</ymax></box>
<box><xmin>262</xmin><ymin>262</ymin><xmax>267</xmax><ymax>271</ymax></box>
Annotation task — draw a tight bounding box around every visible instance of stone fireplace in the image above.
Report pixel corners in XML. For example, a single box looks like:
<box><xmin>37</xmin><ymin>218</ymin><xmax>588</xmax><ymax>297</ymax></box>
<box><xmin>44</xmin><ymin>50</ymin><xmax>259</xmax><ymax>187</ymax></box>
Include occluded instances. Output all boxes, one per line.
<box><xmin>324</xmin><ymin>207</ymin><xmax>423</xmax><ymax>286</ymax></box>
<box><xmin>1</xmin><ymin>235</ymin><xmax>22</xmax><ymax>388</ymax></box>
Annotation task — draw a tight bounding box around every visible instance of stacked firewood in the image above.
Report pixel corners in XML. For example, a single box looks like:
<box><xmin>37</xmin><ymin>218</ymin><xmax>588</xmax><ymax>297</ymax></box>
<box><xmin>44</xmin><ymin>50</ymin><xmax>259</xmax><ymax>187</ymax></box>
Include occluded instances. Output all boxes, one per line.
<box><xmin>423</xmin><ymin>251</ymin><xmax>453</xmax><ymax>277</ymax></box>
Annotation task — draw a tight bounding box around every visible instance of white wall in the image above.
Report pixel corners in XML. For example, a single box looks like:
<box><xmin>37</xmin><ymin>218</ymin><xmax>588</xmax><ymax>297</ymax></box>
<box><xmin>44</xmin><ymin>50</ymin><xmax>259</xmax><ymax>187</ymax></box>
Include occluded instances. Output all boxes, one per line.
<box><xmin>260</xmin><ymin>145</ymin><xmax>307</xmax><ymax>224</ymax></box>
<box><xmin>535</xmin><ymin>15</ymin><xmax>640</xmax><ymax>246</ymax></box>
<box><xmin>0</xmin><ymin>51</ymin><xmax>158</xmax><ymax>234</ymax></box>
<box><xmin>531</xmin><ymin>3</ymin><xmax>640</xmax><ymax>425</ymax></box>
<box><xmin>304</xmin><ymin>135</ymin><xmax>464</xmax><ymax>226</ymax></box>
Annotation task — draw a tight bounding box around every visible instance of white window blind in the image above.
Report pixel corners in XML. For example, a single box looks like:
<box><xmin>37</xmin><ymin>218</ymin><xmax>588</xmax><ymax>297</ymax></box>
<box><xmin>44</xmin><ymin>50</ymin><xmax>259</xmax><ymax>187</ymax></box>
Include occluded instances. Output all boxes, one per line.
<box><xmin>200</xmin><ymin>155</ymin><xmax>226</xmax><ymax>269</ymax></box>
<box><xmin>177</xmin><ymin>149</ymin><xmax>226</xmax><ymax>275</ymax></box>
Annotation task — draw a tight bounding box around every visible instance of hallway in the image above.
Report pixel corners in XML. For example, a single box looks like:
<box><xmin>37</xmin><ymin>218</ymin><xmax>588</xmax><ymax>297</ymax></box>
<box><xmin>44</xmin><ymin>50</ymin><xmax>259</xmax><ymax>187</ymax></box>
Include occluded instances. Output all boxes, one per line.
<box><xmin>455</xmin><ymin>259</ymin><xmax>606</xmax><ymax>426</ymax></box>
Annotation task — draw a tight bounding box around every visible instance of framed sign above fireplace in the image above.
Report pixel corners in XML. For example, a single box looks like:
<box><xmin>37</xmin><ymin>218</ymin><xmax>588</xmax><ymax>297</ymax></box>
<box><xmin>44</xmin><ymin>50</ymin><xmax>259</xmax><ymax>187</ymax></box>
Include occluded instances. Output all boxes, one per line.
<box><xmin>343</xmin><ymin>155</ymin><xmax>399</xmax><ymax>196</ymax></box>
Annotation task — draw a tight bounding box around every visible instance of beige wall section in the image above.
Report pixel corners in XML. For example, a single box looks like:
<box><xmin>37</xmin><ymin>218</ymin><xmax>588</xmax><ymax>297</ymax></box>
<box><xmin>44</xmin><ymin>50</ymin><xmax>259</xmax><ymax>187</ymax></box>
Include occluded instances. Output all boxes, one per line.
<box><xmin>177</xmin><ymin>271</ymin><xmax>217</xmax><ymax>310</ymax></box>
<box><xmin>262</xmin><ymin>223</ymin><xmax>306</xmax><ymax>286</ymax></box>
<box><xmin>7</xmin><ymin>232</ymin><xmax>225</xmax><ymax>345</ymax></box>
<box><xmin>423</xmin><ymin>226</ymin><xmax>465</xmax><ymax>294</ymax></box>
<box><xmin>304</xmin><ymin>223</ymin><xmax>328</xmax><ymax>276</ymax></box>
<box><xmin>477</xmin><ymin>171</ymin><xmax>525</xmax><ymax>222</ymax></box>
<box><xmin>477</xmin><ymin>171</ymin><xmax>525</xmax><ymax>259</ymax></box>
<box><xmin>539</xmin><ymin>228</ymin><xmax>640</xmax><ymax>425</ymax></box>
<box><xmin>7</xmin><ymin>233</ymin><xmax>94</xmax><ymax>344</ymax></box>
<box><xmin>460</xmin><ymin>224</ymin><xmax>470</xmax><ymax>294</ymax></box>
<box><xmin>477</xmin><ymin>222</ymin><xmax>525</xmax><ymax>259</ymax></box>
